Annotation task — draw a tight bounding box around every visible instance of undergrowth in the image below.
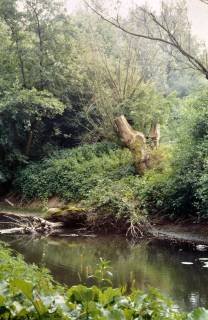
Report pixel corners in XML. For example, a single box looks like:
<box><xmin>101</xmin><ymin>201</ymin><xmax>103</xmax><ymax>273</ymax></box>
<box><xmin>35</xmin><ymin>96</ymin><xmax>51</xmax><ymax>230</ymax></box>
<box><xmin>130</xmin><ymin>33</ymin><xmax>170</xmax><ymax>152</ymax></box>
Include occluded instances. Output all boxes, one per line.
<box><xmin>15</xmin><ymin>142</ymin><xmax>172</xmax><ymax>227</ymax></box>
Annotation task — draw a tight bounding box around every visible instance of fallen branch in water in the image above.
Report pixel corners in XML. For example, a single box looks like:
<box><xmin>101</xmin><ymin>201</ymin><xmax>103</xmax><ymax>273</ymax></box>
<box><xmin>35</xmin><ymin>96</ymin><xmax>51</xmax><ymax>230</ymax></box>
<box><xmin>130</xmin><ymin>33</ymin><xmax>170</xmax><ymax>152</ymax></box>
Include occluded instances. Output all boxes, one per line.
<box><xmin>0</xmin><ymin>212</ymin><xmax>62</xmax><ymax>235</ymax></box>
<box><xmin>4</xmin><ymin>199</ymin><xmax>14</xmax><ymax>207</ymax></box>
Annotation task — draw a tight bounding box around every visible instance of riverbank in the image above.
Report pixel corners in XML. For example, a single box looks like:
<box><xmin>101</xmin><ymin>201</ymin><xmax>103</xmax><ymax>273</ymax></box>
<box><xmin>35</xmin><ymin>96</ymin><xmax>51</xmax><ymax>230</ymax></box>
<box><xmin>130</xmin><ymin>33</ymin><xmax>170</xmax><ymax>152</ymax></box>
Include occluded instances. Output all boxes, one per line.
<box><xmin>4</xmin><ymin>139</ymin><xmax>207</xmax><ymax>243</ymax></box>
<box><xmin>2</xmin><ymin>202</ymin><xmax>208</xmax><ymax>248</ymax></box>
<box><xmin>151</xmin><ymin>222</ymin><xmax>208</xmax><ymax>246</ymax></box>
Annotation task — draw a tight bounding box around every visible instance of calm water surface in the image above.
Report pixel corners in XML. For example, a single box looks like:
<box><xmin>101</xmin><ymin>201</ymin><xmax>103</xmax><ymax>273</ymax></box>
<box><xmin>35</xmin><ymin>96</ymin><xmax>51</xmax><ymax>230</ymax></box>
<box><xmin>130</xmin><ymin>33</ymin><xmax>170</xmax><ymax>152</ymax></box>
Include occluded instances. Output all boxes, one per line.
<box><xmin>1</xmin><ymin>234</ymin><xmax>208</xmax><ymax>311</ymax></box>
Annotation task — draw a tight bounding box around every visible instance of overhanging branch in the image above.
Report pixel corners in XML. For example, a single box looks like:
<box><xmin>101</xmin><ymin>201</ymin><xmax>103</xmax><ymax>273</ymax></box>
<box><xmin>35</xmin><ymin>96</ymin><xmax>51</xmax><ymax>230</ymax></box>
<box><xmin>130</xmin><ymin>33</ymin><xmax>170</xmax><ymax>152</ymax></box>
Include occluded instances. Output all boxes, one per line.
<box><xmin>84</xmin><ymin>0</ymin><xmax>208</xmax><ymax>79</ymax></box>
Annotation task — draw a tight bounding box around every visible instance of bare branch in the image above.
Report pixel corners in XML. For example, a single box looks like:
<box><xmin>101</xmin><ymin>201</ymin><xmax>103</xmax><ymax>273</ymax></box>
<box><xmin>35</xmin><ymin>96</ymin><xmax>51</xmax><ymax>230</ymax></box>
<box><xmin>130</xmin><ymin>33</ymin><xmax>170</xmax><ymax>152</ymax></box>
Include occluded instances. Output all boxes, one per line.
<box><xmin>84</xmin><ymin>0</ymin><xmax>208</xmax><ymax>79</ymax></box>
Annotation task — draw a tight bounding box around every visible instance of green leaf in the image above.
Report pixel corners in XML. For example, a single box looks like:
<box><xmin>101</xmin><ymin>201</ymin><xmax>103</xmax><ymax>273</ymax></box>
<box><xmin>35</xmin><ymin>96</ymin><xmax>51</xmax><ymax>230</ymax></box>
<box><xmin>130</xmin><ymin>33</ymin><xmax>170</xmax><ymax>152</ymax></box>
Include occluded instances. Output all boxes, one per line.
<box><xmin>33</xmin><ymin>298</ymin><xmax>48</xmax><ymax>315</ymax></box>
<box><xmin>10</xmin><ymin>279</ymin><xmax>33</xmax><ymax>300</ymax></box>
<box><xmin>99</xmin><ymin>288</ymin><xmax>121</xmax><ymax>306</ymax></box>
<box><xmin>107</xmin><ymin>309</ymin><xmax>125</xmax><ymax>320</ymax></box>
<box><xmin>188</xmin><ymin>308</ymin><xmax>208</xmax><ymax>320</ymax></box>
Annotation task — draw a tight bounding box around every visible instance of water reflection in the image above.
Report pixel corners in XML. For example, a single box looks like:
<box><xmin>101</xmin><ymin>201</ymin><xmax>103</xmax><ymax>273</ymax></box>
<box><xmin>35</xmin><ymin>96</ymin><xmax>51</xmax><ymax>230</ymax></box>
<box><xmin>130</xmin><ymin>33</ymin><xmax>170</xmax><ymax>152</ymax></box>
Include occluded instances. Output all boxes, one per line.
<box><xmin>1</xmin><ymin>234</ymin><xmax>208</xmax><ymax>311</ymax></box>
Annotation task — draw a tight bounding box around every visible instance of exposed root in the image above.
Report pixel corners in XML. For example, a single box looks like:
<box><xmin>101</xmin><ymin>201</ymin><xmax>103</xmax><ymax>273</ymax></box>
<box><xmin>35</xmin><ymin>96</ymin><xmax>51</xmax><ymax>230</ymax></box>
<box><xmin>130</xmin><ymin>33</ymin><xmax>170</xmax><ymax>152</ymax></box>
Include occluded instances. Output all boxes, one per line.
<box><xmin>126</xmin><ymin>216</ymin><xmax>151</xmax><ymax>240</ymax></box>
<box><xmin>126</xmin><ymin>220</ymin><xmax>144</xmax><ymax>239</ymax></box>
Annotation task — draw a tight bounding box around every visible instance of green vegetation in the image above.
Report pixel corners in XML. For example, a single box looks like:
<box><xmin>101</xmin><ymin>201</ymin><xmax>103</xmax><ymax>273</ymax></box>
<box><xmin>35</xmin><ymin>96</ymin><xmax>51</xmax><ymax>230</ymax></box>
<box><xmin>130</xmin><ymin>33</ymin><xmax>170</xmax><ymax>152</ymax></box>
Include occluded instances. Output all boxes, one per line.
<box><xmin>15</xmin><ymin>143</ymin><xmax>142</xmax><ymax>220</ymax></box>
<box><xmin>0</xmin><ymin>0</ymin><xmax>206</xmax><ymax>223</ymax></box>
<box><xmin>138</xmin><ymin>90</ymin><xmax>208</xmax><ymax>219</ymax></box>
<box><xmin>1</xmin><ymin>0</ymin><xmax>208</xmax><ymax>316</ymax></box>
<box><xmin>0</xmin><ymin>242</ymin><xmax>208</xmax><ymax>319</ymax></box>
<box><xmin>15</xmin><ymin>143</ymin><xmax>133</xmax><ymax>201</ymax></box>
<box><xmin>10</xmin><ymin>88</ymin><xmax>208</xmax><ymax>223</ymax></box>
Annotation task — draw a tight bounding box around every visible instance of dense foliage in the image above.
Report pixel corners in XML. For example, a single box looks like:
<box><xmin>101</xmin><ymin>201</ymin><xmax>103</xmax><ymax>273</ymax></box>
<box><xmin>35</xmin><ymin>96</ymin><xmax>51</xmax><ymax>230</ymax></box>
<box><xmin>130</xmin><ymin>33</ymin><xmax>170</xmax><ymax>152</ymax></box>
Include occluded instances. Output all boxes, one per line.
<box><xmin>15</xmin><ymin>143</ymin><xmax>144</xmax><ymax>225</ymax></box>
<box><xmin>15</xmin><ymin>141</ymin><xmax>170</xmax><ymax>226</ymax></box>
<box><xmin>11</xmin><ymin>86</ymin><xmax>208</xmax><ymax>222</ymax></box>
<box><xmin>15</xmin><ymin>143</ymin><xmax>133</xmax><ymax>200</ymax></box>
<box><xmin>0</xmin><ymin>0</ymin><xmax>203</xmax><ymax>189</ymax></box>
<box><xmin>0</xmin><ymin>242</ymin><xmax>207</xmax><ymax>319</ymax></box>
<box><xmin>137</xmin><ymin>90</ymin><xmax>208</xmax><ymax>219</ymax></box>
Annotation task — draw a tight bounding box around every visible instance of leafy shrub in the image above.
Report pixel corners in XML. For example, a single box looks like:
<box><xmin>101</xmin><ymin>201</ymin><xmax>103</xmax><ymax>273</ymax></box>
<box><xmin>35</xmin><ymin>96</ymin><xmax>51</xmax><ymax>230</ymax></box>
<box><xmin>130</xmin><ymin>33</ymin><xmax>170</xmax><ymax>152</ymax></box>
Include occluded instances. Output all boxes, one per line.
<box><xmin>16</xmin><ymin>142</ymin><xmax>176</xmax><ymax>222</ymax></box>
<box><xmin>163</xmin><ymin>92</ymin><xmax>208</xmax><ymax>217</ymax></box>
<box><xmin>134</xmin><ymin>170</ymin><xmax>170</xmax><ymax>216</ymax></box>
<box><xmin>137</xmin><ymin>90</ymin><xmax>208</xmax><ymax>219</ymax></box>
<box><xmin>15</xmin><ymin>143</ymin><xmax>134</xmax><ymax>201</ymax></box>
<box><xmin>84</xmin><ymin>176</ymin><xmax>144</xmax><ymax>220</ymax></box>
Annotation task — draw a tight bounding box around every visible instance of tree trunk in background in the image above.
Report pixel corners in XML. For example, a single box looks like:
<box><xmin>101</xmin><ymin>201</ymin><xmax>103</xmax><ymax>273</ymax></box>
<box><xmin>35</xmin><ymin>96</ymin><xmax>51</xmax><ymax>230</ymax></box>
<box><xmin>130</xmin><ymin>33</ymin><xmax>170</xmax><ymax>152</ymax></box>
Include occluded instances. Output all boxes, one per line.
<box><xmin>149</xmin><ymin>122</ymin><xmax>160</xmax><ymax>149</ymax></box>
<box><xmin>25</xmin><ymin>130</ymin><xmax>33</xmax><ymax>157</ymax></box>
<box><xmin>114</xmin><ymin>115</ymin><xmax>149</xmax><ymax>175</ymax></box>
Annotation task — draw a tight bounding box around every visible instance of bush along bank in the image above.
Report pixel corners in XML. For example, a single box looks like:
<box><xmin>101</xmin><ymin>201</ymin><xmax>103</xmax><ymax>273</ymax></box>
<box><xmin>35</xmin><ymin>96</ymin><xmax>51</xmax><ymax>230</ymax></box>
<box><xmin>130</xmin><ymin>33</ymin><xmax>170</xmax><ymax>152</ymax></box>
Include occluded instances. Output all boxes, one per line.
<box><xmin>0</xmin><ymin>242</ymin><xmax>207</xmax><ymax>320</ymax></box>
<box><xmin>15</xmin><ymin>143</ymin><xmax>151</xmax><ymax>237</ymax></box>
<box><xmin>14</xmin><ymin>141</ymin><xmax>173</xmax><ymax>237</ymax></box>
<box><xmin>13</xmin><ymin>139</ymin><xmax>181</xmax><ymax>237</ymax></box>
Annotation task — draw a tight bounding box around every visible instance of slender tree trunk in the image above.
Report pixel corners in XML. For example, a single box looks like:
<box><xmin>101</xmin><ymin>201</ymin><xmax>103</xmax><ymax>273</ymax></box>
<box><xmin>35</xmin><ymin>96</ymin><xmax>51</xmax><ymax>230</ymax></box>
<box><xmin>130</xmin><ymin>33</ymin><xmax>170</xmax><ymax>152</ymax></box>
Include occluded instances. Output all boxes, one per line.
<box><xmin>114</xmin><ymin>115</ymin><xmax>149</xmax><ymax>175</ymax></box>
<box><xmin>37</xmin><ymin>20</ymin><xmax>44</xmax><ymax>89</ymax></box>
<box><xmin>27</xmin><ymin>2</ymin><xmax>44</xmax><ymax>89</ymax></box>
<box><xmin>35</xmin><ymin>12</ymin><xmax>44</xmax><ymax>89</ymax></box>
<box><xmin>16</xmin><ymin>38</ymin><xmax>27</xmax><ymax>88</ymax></box>
<box><xmin>3</xmin><ymin>18</ymin><xmax>27</xmax><ymax>88</ymax></box>
<box><xmin>25</xmin><ymin>129</ymin><xmax>33</xmax><ymax>156</ymax></box>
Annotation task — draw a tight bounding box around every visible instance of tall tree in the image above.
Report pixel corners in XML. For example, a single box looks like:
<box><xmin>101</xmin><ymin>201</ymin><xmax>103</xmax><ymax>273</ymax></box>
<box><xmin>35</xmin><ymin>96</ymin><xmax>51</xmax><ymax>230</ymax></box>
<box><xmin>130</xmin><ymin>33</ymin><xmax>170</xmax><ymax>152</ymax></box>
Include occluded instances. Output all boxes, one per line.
<box><xmin>73</xmin><ymin>11</ymin><xmax>173</xmax><ymax>142</ymax></box>
<box><xmin>23</xmin><ymin>0</ymin><xmax>67</xmax><ymax>90</ymax></box>
<box><xmin>86</xmin><ymin>0</ymin><xmax>208</xmax><ymax>80</ymax></box>
<box><xmin>0</xmin><ymin>0</ymin><xmax>28</xmax><ymax>88</ymax></box>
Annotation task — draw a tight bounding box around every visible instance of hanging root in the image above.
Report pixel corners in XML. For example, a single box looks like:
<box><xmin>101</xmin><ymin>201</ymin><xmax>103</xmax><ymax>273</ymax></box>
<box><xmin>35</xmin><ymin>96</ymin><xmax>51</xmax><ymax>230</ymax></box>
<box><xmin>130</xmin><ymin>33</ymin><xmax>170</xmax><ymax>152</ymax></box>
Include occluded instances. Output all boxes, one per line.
<box><xmin>126</xmin><ymin>216</ymin><xmax>150</xmax><ymax>240</ymax></box>
<box><xmin>126</xmin><ymin>220</ymin><xmax>143</xmax><ymax>239</ymax></box>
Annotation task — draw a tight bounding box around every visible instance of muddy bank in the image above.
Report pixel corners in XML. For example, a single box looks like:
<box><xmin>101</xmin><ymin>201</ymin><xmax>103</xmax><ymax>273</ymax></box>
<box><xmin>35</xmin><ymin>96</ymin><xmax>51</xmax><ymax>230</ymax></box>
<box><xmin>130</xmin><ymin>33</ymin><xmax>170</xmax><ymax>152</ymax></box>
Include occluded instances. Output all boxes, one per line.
<box><xmin>47</xmin><ymin>209</ymin><xmax>208</xmax><ymax>246</ymax></box>
<box><xmin>0</xmin><ymin>206</ymin><xmax>147</xmax><ymax>238</ymax></box>
<box><xmin>45</xmin><ymin>206</ymin><xmax>208</xmax><ymax>244</ymax></box>
<box><xmin>1</xmin><ymin>203</ymin><xmax>208</xmax><ymax>246</ymax></box>
<box><xmin>0</xmin><ymin>198</ymin><xmax>146</xmax><ymax>237</ymax></box>
<box><xmin>46</xmin><ymin>206</ymin><xmax>146</xmax><ymax>237</ymax></box>
<box><xmin>151</xmin><ymin>223</ymin><xmax>208</xmax><ymax>245</ymax></box>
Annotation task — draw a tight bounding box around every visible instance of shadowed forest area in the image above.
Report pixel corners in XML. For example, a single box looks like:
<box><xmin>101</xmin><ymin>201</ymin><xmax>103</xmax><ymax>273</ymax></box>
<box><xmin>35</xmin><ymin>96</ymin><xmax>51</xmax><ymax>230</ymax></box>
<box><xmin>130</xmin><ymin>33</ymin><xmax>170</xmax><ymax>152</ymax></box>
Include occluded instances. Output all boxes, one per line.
<box><xmin>1</xmin><ymin>0</ymin><xmax>208</xmax><ymax>318</ymax></box>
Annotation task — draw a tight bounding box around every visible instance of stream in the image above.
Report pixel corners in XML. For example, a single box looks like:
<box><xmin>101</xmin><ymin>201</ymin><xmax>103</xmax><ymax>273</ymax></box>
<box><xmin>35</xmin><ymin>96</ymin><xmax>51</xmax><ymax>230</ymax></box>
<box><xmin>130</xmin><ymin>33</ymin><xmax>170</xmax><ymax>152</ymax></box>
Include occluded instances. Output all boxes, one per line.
<box><xmin>1</xmin><ymin>233</ymin><xmax>208</xmax><ymax>311</ymax></box>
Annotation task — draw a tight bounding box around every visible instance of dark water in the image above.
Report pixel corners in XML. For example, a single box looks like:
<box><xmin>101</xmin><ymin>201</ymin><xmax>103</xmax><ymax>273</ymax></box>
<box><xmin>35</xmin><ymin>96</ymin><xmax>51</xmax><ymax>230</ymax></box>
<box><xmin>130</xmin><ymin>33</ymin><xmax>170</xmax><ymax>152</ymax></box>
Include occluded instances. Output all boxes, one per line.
<box><xmin>1</xmin><ymin>234</ymin><xmax>208</xmax><ymax>311</ymax></box>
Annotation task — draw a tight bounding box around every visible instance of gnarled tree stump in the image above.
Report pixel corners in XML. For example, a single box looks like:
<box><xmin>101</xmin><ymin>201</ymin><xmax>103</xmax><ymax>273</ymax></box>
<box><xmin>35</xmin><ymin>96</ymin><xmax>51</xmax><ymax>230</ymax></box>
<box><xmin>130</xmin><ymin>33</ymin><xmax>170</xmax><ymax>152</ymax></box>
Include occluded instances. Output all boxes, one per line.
<box><xmin>114</xmin><ymin>115</ymin><xmax>149</xmax><ymax>175</ymax></box>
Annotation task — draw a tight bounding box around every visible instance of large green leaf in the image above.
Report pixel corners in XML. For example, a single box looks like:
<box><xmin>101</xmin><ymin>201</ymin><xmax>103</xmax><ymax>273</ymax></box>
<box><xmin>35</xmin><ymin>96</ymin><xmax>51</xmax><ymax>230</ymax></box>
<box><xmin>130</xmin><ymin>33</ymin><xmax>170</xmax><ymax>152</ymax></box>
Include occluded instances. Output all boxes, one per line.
<box><xmin>10</xmin><ymin>279</ymin><xmax>33</xmax><ymax>300</ymax></box>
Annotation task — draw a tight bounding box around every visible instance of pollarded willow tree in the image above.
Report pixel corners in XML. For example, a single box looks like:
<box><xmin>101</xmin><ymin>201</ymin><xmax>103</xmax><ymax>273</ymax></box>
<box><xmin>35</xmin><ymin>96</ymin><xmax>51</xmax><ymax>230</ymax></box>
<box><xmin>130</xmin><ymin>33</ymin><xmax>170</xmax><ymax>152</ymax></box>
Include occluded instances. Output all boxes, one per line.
<box><xmin>74</xmin><ymin>10</ymin><xmax>172</xmax><ymax>147</ymax></box>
